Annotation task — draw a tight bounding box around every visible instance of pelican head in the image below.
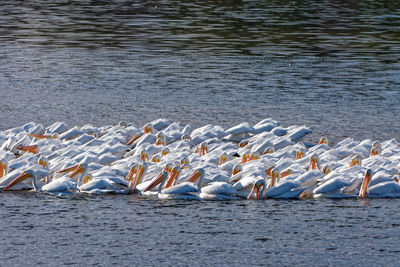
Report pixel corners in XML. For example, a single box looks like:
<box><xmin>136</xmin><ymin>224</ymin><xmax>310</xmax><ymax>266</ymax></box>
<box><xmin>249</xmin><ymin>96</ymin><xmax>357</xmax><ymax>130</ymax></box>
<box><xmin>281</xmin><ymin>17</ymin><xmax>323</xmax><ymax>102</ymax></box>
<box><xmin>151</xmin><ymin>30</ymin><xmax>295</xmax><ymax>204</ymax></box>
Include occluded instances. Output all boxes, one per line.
<box><xmin>151</xmin><ymin>154</ymin><xmax>161</xmax><ymax>163</ymax></box>
<box><xmin>162</xmin><ymin>164</ymin><xmax>171</xmax><ymax>173</ymax></box>
<box><xmin>219</xmin><ymin>153</ymin><xmax>228</xmax><ymax>166</ymax></box>
<box><xmin>247</xmin><ymin>179</ymin><xmax>266</xmax><ymax>200</ymax></box>
<box><xmin>38</xmin><ymin>156</ymin><xmax>49</xmax><ymax>168</ymax></box>
<box><xmin>232</xmin><ymin>164</ymin><xmax>242</xmax><ymax>176</ymax></box>
<box><xmin>85</xmin><ymin>130</ymin><xmax>98</xmax><ymax>138</ymax></box>
<box><xmin>262</xmin><ymin>146</ymin><xmax>275</xmax><ymax>155</ymax></box>
<box><xmin>318</xmin><ymin>136</ymin><xmax>329</xmax><ymax>146</ymax></box>
<box><xmin>143</xmin><ymin>123</ymin><xmax>154</xmax><ymax>134</ymax></box>
<box><xmin>181</xmin><ymin>134</ymin><xmax>191</xmax><ymax>141</ymax></box>
<box><xmin>119</xmin><ymin>120</ymin><xmax>128</xmax><ymax>127</ymax></box>
<box><xmin>161</xmin><ymin>147</ymin><xmax>170</xmax><ymax>158</ymax></box>
<box><xmin>309</xmin><ymin>154</ymin><xmax>321</xmax><ymax>170</ymax></box>
<box><xmin>269</xmin><ymin>167</ymin><xmax>280</xmax><ymax>188</ymax></box>
<box><xmin>296</xmin><ymin>148</ymin><xmax>305</xmax><ymax>160</ymax></box>
<box><xmin>156</xmin><ymin>132</ymin><xmax>166</xmax><ymax>146</ymax></box>
<box><xmin>358</xmin><ymin>169</ymin><xmax>373</xmax><ymax>198</ymax></box>
<box><xmin>372</xmin><ymin>141</ymin><xmax>382</xmax><ymax>151</ymax></box>
<box><xmin>180</xmin><ymin>157</ymin><xmax>189</xmax><ymax>166</ymax></box>
<box><xmin>241</xmin><ymin>151</ymin><xmax>250</xmax><ymax>164</ymax></box>
<box><xmin>394</xmin><ymin>171</ymin><xmax>400</xmax><ymax>183</ymax></box>
<box><xmin>264</xmin><ymin>166</ymin><xmax>274</xmax><ymax>176</ymax></box>
<box><xmin>349</xmin><ymin>155</ymin><xmax>362</xmax><ymax>167</ymax></box>
<box><xmin>198</xmin><ymin>142</ymin><xmax>208</xmax><ymax>156</ymax></box>
<box><xmin>249</xmin><ymin>152</ymin><xmax>260</xmax><ymax>161</ymax></box>
<box><xmin>238</xmin><ymin>139</ymin><xmax>249</xmax><ymax>148</ymax></box>
<box><xmin>140</xmin><ymin>150</ymin><xmax>149</xmax><ymax>162</ymax></box>
<box><xmin>181</xmin><ymin>163</ymin><xmax>191</xmax><ymax>170</ymax></box>
<box><xmin>370</xmin><ymin>146</ymin><xmax>381</xmax><ymax>157</ymax></box>
<box><xmin>322</xmin><ymin>165</ymin><xmax>331</xmax><ymax>175</ymax></box>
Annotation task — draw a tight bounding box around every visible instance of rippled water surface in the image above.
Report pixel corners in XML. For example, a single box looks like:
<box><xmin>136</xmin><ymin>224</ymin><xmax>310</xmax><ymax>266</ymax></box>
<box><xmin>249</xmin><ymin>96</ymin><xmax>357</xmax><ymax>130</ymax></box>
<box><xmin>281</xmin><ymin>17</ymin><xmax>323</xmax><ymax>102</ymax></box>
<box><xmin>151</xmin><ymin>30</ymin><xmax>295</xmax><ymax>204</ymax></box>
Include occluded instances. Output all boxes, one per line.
<box><xmin>1</xmin><ymin>193</ymin><xmax>400</xmax><ymax>266</ymax></box>
<box><xmin>1</xmin><ymin>0</ymin><xmax>400</xmax><ymax>265</ymax></box>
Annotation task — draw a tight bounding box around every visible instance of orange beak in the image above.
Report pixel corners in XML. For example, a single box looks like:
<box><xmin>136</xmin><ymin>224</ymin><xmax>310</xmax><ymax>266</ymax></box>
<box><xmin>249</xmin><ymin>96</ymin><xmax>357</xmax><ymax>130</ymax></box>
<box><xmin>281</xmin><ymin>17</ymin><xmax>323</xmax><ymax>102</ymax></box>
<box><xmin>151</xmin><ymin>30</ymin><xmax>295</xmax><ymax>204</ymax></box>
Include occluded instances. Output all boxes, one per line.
<box><xmin>143</xmin><ymin>172</ymin><xmax>168</xmax><ymax>192</ymax></box>
<box><xmin>184</xmin><ymin>169</ymin><xmax>202</xmax><ymax>183</ymax></box>
<box><xmin>144</xmin><ymin>127</ymin><xmax>152</xmax><ymax>134</ymax></box>
<box><xmin>318</xmin><ymin>137</ymin><xmax>327</xmax><ymax>145</ymax></box>
<box><xmin>199</xmin><ymin>144</ymin><xmax>208</xmax><ymax>156</ymax></box>
<box><xmin>28</xmin><ymin>133</ymin><xmax>51</xmax><ymax>140</ymax></box>
<box><xmin>156</xmin><ymin>137</ymin><xmax>165</xmax><ymax>146</ymax></box>
<box><xmin>162</xmin><ymin>164</ymin><xmax>171</xmax><ymax>173</ymax></box>
<box><xmin>161</xmin><ymin>149</ymin><xmax>169</xmax><ymax>158</ymax></box>
<box><xmin>127</xmin><ymin>133</ymin><xmax>143</xmax><ymax>146</ymax></box>
<box><xmin>0</xmin><ymin>164</ymin><xmax>4</xmax><ymax>178</ymax></box>
<box><xmin>218</xmin><ymin>155</ymin><xmax>226</xmax><ymax>166</ymax></box>
<box><xmin>164</xmin><ymin>167</ymin><xmax>181</xmax><ymax>189</ymax></box>
<box><xmin>262</xmin><ymin>147</ymin><xmax>275</xmax><ymax>155</ymax></box>
<box><xmin>359</xmin><ymin>170</ymin><xmax>372</xmax><ymax>198</ymax></box>
<box><xmin>238</xmin><ymin>140</ymin><xmax>249</xmax><ymax>148</ymax></box>
<box><xmin>38</xmin><ymin>159</ymin><xmax>48</xmax><ymax>168</ymax></box>
<box><xmin>281</xmin><ymin>169</ymin><xmax>291</xmax><ymax>178</ymax></box>
<box><xmin>69</xmin><ymin>164</ymin><xmax>84</xmax><ymax>178</ymax></box>
<box><xmin>125</xmin><ymin>166</ymin><xmax>137</xmax><ymax>182</ymax></box>
<box><xmin>140</xmin><ymin>152</ymin><xmax>148</xmax><ymax>162</ymax></box>
<box><xmin>232</xmin><ymin>166</ymin><xmax>241</xmax><ymax>176</ymax></box>
<box><xmin>264</xmin><ymin>166</ymin><xmax>273</xmax><ymax>176</ymax></box>
<box><xmin>296</xmin><ymin>151</ymin><xmax>303</xmax><ymax>160</ymax></box>
<box><xmin>370</xmin><ymin>147</ymin><xmax>379</xmax><ymax>157</ymax></box>
<box><xmin>129</xmin><ymin>164</ymin><xmax>146</xmax><ymax>190</ymax></box>
<box><xmin>270</xmin><ymin>172</ymin><xmax>279</xmax><ymax>188</ymax></box>
<box><xmin>16</xmin><ymin>145</ymin><xmax>38</xmax><ymax>154</ymax></box>
<box><xmin>3</xmin><ymin>172</ymin><xmax>32</xmax><ymax>191</ymax></box>
<box><xmin>247</xmin><ymin>183</ymin><xmax>261</xmax><ymax>199</ymax></box>
<box><xmin>56</xmin><ymin>164</ymin><xmax>80</xmax><ymax>175</ymax></box>
<box><xmin>241</xmin><ymin>154</ymin><xmax>248</xmax><ymax>164</ymax></box>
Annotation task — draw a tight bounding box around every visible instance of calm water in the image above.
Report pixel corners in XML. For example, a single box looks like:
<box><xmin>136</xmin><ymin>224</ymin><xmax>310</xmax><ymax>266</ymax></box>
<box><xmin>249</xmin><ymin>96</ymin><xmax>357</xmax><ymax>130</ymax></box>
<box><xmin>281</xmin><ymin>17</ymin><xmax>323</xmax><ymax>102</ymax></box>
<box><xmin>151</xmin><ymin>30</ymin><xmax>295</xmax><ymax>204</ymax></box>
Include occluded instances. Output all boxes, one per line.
<box><xmin>1</xmin><ymin>0</ymin><xmax>400</xmax><ymax>265</ymax></box>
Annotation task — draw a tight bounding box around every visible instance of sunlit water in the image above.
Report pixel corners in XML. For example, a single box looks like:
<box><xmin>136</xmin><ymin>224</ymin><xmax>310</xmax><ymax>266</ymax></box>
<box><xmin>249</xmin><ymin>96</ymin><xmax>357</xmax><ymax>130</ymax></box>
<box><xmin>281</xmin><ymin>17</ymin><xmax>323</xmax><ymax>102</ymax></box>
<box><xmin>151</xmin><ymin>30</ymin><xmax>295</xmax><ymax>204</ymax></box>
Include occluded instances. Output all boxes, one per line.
<box><xmin>1</xmin><ymin>0</ymin><xmax>400</xmax><ymax>265</ymax></box>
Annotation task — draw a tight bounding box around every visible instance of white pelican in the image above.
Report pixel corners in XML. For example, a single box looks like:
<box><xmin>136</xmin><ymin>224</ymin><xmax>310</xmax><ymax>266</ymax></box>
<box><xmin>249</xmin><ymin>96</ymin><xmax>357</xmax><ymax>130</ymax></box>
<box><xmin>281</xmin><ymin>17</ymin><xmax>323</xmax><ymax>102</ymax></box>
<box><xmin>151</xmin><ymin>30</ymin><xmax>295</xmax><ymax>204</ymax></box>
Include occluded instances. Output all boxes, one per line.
<box><xmin>2</xmin><ymin>169</ymin><xmax>79</xmax><ymax>194</ymax></box>
<box><xmin>199</xmin><ymin>182</ymin><xmax>237</xmax><ymax>200</ymax></box>
<box><xmin>263</xmin><ymin>168</ymin><xmax>305</xmax><ymax>199</ymax></box>
<box><xmin>233</xmin><ymin>176</ymin><xmax>266</xmax><ymax>199</ymax></box>
<box><xmin>246</xmin><ymin>178</ymin><xmax>267</xmax><ymax>199</ymax></box>
<box><xmin>158</xmin><ymin>169</ymin><xmax>205</xmax><ymax>200</ymax></box>
<box><xmin>311</xmin><ymin>169</ymin><xmax>371</xmax><ymax>199</ymax></box>
<box><xmin>71</xmin><ymin>163</ymin><xmax>146</xmax><ymax>194</ymax></box>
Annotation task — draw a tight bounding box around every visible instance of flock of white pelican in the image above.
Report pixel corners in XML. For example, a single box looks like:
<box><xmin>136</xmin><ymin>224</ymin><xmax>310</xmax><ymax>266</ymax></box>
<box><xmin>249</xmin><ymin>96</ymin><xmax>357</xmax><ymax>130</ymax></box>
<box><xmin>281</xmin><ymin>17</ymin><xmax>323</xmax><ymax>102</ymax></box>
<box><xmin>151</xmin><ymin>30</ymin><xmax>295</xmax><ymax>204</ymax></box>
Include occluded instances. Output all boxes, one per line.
<box><xmin>1</xmin><ymin>118</ymin><xmax>400</xmax><ymax>200</ymax></box>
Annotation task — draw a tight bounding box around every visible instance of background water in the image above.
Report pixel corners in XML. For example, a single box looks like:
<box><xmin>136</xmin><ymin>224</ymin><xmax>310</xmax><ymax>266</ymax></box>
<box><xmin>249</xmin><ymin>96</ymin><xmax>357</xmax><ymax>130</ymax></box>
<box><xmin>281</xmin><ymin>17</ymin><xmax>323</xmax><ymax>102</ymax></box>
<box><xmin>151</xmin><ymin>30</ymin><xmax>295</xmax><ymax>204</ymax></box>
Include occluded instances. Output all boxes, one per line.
<box><xmin>1</xmin><ymin>0</ymin><xmax>400</xmax><ymax>266</ymax></box>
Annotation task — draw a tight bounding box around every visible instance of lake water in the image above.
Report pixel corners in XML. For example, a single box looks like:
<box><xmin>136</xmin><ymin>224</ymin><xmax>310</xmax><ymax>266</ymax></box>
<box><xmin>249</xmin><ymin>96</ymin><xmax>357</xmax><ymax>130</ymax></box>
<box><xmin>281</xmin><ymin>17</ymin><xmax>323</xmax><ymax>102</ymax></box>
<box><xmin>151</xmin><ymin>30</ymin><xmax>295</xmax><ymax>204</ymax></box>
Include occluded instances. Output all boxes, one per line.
<box><xmin>1</xmin><ymin>0</ymin><xmax>400</xmax><ymax>265</ymax></box>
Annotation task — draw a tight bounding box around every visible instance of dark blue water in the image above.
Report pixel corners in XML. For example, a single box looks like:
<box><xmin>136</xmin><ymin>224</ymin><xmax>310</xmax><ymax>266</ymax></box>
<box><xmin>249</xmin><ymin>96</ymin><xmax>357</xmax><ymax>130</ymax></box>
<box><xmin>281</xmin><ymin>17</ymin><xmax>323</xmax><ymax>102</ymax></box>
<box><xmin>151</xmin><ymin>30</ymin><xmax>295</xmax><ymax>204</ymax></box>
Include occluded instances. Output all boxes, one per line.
<box><xmin>1</xmin><ymin>0</ymin><xmax>400</xmax><ymax>265</ymax></box>
<box><xmin>1</xmin><ymin>192</ymin><xmax>399</xmax><ymax>266</ymax></box>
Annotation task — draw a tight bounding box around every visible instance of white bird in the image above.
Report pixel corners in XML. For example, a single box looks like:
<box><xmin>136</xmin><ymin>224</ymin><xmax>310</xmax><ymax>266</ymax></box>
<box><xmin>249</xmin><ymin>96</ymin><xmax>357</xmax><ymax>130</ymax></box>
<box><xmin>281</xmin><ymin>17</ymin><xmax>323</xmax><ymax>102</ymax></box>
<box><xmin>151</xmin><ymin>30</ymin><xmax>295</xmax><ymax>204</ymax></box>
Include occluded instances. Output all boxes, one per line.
<box><xmin>2</xmin><ymin>168</ymin><xmax>80</xmax><ymax>195</ymax></box>
<box><xmin>233</xmin><ymin>177</ymin><xmax>266</xmax><ymax>199</ymax></box>
<box><xmin>158</xmin><ymin>168</ymin><xmax>205</xmax><ymax>200</ymax></box>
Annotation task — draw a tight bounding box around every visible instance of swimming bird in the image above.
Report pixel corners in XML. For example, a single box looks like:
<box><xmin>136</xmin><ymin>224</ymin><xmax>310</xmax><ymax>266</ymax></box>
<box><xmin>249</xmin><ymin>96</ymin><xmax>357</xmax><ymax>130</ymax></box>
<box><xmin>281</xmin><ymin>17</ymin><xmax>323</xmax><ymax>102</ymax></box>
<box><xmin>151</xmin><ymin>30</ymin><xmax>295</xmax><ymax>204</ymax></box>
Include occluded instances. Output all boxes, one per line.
<box><xmin>3</xmin><ymin>168</ymin><xmax>79</xmax><ymax>194</ymax></box>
